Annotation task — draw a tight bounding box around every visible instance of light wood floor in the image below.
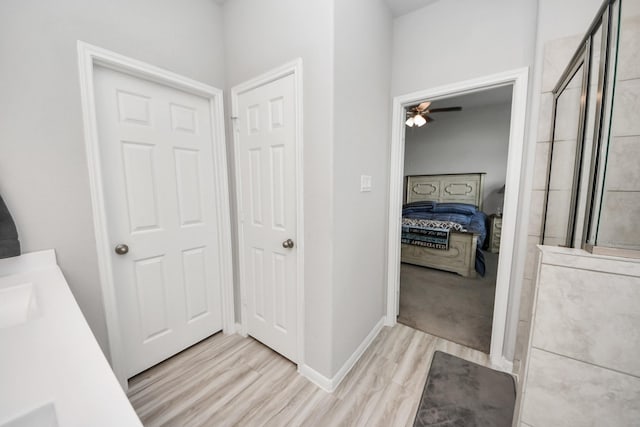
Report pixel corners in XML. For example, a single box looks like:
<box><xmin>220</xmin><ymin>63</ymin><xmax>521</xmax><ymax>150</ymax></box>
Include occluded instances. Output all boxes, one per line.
<box><xmin>128</xmin><ymin>323</ymin><xmax>491</xmax><ymax>427</ymax></box>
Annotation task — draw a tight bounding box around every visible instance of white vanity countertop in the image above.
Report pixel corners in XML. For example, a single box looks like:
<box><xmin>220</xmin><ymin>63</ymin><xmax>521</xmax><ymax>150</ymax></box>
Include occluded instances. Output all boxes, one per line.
<box><xmin>0</xmin><ymin>250</ymin><xmax>142</xmax><ymax>427</ymax></box>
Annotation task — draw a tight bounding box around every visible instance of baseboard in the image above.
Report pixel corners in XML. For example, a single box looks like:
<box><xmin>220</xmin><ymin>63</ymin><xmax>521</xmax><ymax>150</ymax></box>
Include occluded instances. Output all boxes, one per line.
<box><xmin>298</xmin><ymin>364</ymin><xmax>333</xmax><ymax>392</ymax></box>
<box><xmin>299</xmin><ymin>316</ymin><xmax>386</xmax><ymax>393</ymax></box>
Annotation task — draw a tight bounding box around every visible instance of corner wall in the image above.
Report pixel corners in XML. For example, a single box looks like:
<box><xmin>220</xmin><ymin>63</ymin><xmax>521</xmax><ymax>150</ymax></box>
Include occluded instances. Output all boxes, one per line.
<box><xmin>0</xmin><ymin>0</ymin><xmax>226</xmax><ymax>356</ymax></box>
<box><xmin>332</xmin><ymin>0</ymin><xmax>393</xmax><ymax>374</ymax></box>
<box><xmin>222</xmin><ymin>0</ymin><xmax>335</xmax><ymax>377</ymax></box>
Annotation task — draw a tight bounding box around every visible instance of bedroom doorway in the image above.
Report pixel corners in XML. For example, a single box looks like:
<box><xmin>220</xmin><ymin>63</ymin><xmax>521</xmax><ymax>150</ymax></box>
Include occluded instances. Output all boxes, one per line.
<box><xmin>386</xmin><ymin>69</ymin><xmax>529</xmax><ymax>370</ymax></box>
<box><xmin>399</xmin><ymin>87</ymin><xmax>512</xmax><ymax>354</ymax></box>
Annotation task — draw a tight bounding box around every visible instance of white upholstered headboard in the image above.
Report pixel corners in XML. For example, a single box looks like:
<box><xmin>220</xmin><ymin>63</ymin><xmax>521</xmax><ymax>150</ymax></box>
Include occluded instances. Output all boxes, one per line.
<box><xmin>405</xmin><ymin>173</ymin><xmax>486</xmax><ymax>210</ymax></box>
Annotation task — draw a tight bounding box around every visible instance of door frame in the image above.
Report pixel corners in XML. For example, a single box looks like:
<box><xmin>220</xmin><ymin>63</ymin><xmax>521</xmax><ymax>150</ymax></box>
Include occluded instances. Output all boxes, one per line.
<box><xmin>77</xmin><ymin>41</ymin><xmax>235</xmax><ymax>388</ymax></box>
<box><xmin>230</xmin><ymin>59</ymin><xmax>304</xmax><ymax>365</ymax></box>
<box><xmin>386</xmin><ymin>68</ymin><xmax>529</xmax><ymax>371</ymax></box>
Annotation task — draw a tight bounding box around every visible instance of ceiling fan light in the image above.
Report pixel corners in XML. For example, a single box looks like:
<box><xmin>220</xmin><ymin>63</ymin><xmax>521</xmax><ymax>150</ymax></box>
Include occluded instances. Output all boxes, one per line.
<box><xmin>414</xmin><ymin>114</ymin><xmax>427</xmax><ymax>127</ymax></box>
<box><xmin>405</xmin><ymin>117</ymin><xmax>415</xmax><ymax>127</ymax></box>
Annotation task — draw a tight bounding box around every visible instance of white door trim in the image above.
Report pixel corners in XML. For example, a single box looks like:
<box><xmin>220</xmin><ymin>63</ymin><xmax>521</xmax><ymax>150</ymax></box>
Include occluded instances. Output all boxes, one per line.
<box><xmin>386</xmin><ymin>68</ymin><xmax>529</xmax><ymax>370</ymax></box>
<box><xmin>77</xmin><ymin>41</ymin><xmax>235</xmax><ymax>388</ymax></box>
<box><xmin>230</xmin><ymin>59</ymin><xmax>304</xmax><ymax>366</ymax></box>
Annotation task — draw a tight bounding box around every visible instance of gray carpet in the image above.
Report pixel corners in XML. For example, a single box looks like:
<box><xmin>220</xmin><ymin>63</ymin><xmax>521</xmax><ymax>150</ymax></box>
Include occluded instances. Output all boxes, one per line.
<box><xmin>398</xmin><ymin>252</ymin><xmax>498</xmax><ymax>353</ymax></box>
<box><xmin>413</xmin><ymin>351</ymin><xmax>516</xmax><ymax>427</ymax></box>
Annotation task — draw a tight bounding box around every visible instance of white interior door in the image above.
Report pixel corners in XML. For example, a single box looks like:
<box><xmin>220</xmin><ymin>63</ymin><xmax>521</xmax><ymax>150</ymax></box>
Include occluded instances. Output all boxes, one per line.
<box><xmin>235</xmin><ymin>73</ymin><xmax>298</xmax><ymax>362</ymax></box>
<box><xmin>94</xmin><ymin>66</ymin><xmax>224</xmax><ymax>378</ymax></box>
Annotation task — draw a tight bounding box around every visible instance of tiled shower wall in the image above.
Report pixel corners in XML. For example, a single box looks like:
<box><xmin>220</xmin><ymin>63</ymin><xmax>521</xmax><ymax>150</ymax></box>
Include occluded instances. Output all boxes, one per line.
<box><xmin>512</xmin><ymin>33</ymin><xmax>582</xmax><ymax>374</ymax></box>
<box><xmin>598</xmin><ymin>14</ymin><xmax>640</xmax><ymax>250</ymax></box>
<box><xmin>514</xmin><ymin>10</ymin><xmax>640</xmax><ymax>377</ymax></box>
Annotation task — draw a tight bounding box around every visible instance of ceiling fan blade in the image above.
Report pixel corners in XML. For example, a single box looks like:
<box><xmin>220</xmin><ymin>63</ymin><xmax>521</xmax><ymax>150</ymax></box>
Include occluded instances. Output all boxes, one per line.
<box><xmin>416</xmin><ymin>101</ymin><xmax>431</xmax><ymax>112</ymax></box>
<box><xmin>428</xmin><ymin>106</ymin><xmax>463</xmax><ymax>113</ymax></box>
<box><xmin>425</xmin><ymin>115</ymin><xmax>434</xmax><ymax>123</ymax></box>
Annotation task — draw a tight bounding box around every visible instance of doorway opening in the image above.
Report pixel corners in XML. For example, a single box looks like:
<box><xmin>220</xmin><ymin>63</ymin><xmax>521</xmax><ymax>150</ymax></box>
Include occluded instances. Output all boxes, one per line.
<box><xmin>386</xmin><ymin>69</ymin><xmax>529</xmax><ymax>370</ymax></box>
<box><xmin>398</xmin><ymin>87</ymin><xmax>512</xmax><ymax>354</ymax></box>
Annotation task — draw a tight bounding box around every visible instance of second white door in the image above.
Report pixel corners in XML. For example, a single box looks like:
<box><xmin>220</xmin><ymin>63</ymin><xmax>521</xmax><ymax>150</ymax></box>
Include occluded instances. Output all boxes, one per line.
<box><xmin>235</xmin><ymin>72</ymin><xmax>298</xmax><ymax>362</ymax></box>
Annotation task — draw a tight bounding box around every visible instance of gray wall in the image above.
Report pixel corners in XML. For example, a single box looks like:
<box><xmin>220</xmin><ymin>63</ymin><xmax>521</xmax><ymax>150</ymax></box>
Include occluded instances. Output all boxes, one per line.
<box><xmin>332</xmin><ymin>0</ymin><xmax>392</xmax><ymax>374</ymax></box>
<box><xmin>222</xmin><ymin>0</ymin><xmax>335</xmax><ymax>377</ymax></box>
<box><xmin>391</xmin><ymin>0</ymin><xmax>538</xmax><ymax>97</ymax></box>
<box><xmin>0</xmin><ymin>0</ymin><xmax>226</xmax><ymax>357</ymax></box>
<box><xmin>403</xmin><ymin>102</ymin><xmax>512</xmax><ymax>214</ymax></box>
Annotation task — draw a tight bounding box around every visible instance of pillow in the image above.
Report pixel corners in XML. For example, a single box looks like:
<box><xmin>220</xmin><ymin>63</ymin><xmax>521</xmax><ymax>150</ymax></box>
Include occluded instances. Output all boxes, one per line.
<box><xmin>402</xmin><ymin>200</ymin><xmax>436</xmax><ymax>210</ymax></box>
<box><xmin>403</xmin><ymin>211</ymin><xmax>473</xmax><ymax>226</ymax></box>
<box><xmin>432</xmin><ymin>202</ymin><xmax>478</xmax><ymax>215</ymax></box>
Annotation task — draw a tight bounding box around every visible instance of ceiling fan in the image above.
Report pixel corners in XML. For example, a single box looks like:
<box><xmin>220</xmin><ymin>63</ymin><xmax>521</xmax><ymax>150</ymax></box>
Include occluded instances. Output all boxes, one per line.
<box><xmin>405</xmin><ymin>101</ymin><xmax>462</xmax><ymax>127</ymax></box>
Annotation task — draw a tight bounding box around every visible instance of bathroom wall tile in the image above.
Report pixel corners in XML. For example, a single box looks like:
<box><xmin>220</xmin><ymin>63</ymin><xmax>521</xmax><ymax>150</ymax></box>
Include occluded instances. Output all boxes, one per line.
<box><xmin>553</xmin><ymin>86</ymin><xmax>582</xmax><ymax>141</ymax></box>
<box><xmin>514</xmin><ymin>319</ymin><xmax>531</xmax><ymax>362</ymax></box>
<box><xmin>548</xmin><ymin>140</ymin><xmax>577</xmax><ymax>190</ymax></box>
<box><xmin>523</xmin><ymin>235</ymin><xmax>541</xmax><ymax>280</ymax></box>
<box><xmin>521</xmin><ymin>349</ymin><xmax>640</xmax><ymax>427</ymax></box>
<box><xmin>542</xmin><ymin>190</ymin><xmax>571</xmax><ymax>241</ymax></box>
<box><xmin>542</xmin><ymin>35</ymin><xmax>583</xmax><ymax>92</ymax></box>
<box><xmin>611</xmin><ymin>78</ymin><xmax>640</xmax><ymax>137</ymax></box>
<box><xmin>617</xmin><ymin>15</ymin><xmax>640</xmax><ymax>81</ymax></box>
<box><xmin>536</xmin><ymin>93</ymin><xmax>554</xmax><ymax>142</ymax></box>
<box><xmin>532</xmin><ymin>265</ymin><xmax>640</xmax><ymax>376</ymax></box>
<box><xmin>597</xmin><ymin>190</ymin><xmax>640</xmax><ymax>250</ymax></box>
<box><xmin>528</xmin><ymin>190</ymin><xmax>545</xmax><ymax>236</ymax></box>
<box><xmin>518</xmin><ymin>278</ymin><xmax>534</xmax><ymax>322</ymax></box>
<box><xmin>532</xmin><ymin>142</ymin><xmax>550</xmax><ymax>190</ymax></box>
<box><xmin>539</xmin><ymin>246</ymin><xmax>640</xmax><ymax>276</ymax></box>
<box><xmin>604</xmin><ymin>135</ymin><xmax>640</xmax><ymax>191</ymax></box>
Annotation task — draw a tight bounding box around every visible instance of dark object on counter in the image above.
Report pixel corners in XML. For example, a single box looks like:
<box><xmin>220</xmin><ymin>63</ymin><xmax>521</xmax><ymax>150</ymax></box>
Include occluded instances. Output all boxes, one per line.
<box><xmin>0</xmin><ymin>195</ymin><xmax>20</xmax><ymax>258</ymax></box>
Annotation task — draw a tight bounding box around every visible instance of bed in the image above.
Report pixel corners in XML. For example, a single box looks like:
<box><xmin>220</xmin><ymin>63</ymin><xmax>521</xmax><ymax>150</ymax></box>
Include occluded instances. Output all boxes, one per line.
<box><xmin>401</xmin><ymin>173</ymin><xmax>488</xmax><ymax>278</ymax></box>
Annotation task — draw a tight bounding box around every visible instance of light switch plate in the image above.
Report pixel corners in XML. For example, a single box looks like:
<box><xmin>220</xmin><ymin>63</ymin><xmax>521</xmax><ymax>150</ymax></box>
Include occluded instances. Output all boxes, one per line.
<box><xmin>360</xmin><ymin>175</ymin><xmax>372</xmax><ymax>192</ymax></box>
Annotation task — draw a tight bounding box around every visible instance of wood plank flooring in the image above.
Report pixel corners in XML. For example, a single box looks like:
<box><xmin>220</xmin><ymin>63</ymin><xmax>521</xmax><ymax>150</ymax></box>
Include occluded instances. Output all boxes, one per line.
<box><xmin>128</xmin><ymin>323</ymin><xmax>491</xmax><ymax>427</ymax></box>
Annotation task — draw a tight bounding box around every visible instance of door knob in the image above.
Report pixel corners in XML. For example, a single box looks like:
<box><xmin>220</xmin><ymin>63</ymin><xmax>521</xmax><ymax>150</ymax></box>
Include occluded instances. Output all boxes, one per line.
<box><xmin>114</xmin><ymin>244</ymin><xmax>129</xmax><ymax>255</ymax></box>
<box><xmin>282</xmin><ymin>239</ymin><xmax>294</xmax><ymax>249</ymax></box>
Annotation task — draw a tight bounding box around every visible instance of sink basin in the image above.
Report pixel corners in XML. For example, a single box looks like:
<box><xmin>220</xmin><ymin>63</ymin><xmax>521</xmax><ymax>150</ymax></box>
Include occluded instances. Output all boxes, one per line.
<box><xmin>0</xmin><ymin>402</ymin><xmax>58</xmax><ymax>427</ymax></box>
<box><xmin>0</xmin><ymin>283</ymin><xmax>39</xmax><ymax>328</ymax></box>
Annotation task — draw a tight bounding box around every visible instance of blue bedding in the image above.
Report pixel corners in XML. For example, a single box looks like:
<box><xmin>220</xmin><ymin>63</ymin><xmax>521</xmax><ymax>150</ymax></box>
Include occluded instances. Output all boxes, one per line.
<box><xmin>402</xmin><ymin>202</ymin><xmax>488</xmax><ymax>276</ymax></box>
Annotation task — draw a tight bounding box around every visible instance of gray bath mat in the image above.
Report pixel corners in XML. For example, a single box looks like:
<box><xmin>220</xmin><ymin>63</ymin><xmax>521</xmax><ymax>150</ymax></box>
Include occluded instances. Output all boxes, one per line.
<box><xmin>413</xmin><ymin>351</ymin><xmax>516</xmax><ymax>427</ymax></box>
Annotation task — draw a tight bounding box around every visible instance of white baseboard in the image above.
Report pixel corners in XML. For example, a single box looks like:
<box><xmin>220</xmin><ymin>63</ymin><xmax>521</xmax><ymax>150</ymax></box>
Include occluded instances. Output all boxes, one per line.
<box><xmin>298</xmin><ymin>364</ymin><xmax>333</xmax><ymax>392</ymax></box>
<box><xmin>234</xmin><ymin>323</ymin><xmax>248</xmax><ymax>337</ymax></box>
<box><xmin>298</xmin><ymin>316</ymin><xmax>386</xmax><ymax>393</ymax></box>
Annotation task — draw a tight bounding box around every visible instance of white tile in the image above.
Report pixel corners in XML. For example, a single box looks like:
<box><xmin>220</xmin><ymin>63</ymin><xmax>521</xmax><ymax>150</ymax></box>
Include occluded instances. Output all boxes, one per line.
<box><xmin>514</xmin><ymin>319</ymin><xmax>531</xmax><ymax>362</ymax></box>
<box><xmin>532</xmin><ymin>142</ymin><xmax>550</xmax><ymax>191</ymax></box>
<box><xmin>611</xmin><ymin>79</ymin><xmax>640</xmax><ymax>137</ymax></box>
<box><xmin>548</xmin><ymin>140</ymin><xmax>577</xmax><ymax>191</ymax></box>
<box><xmin>553</xmin><ymin>86</ymin><xmax>582</xmax><ymax>142</ymax></box>
<box><xmin>524</xmin><ymin>235</ymin><xmax>542</xmax><ymax>280</ymax></box>
<box><xmin>542</xmin><ymin>190</ymin><xmax>571</xmax><ymax>242</ymax></box>
<box><xmin>528</xmin><ymin>190</ymin><xmax>546</xmax><ymax>236</ymax></box>
<box><xmin>597</xmin><ymin>191</ymin><xmax>640</xmax><ymax>250</ymax></box>
<box><xmin>518</xmin><ymin>278</ymin><xmax>534</xmax><ymax>322</ymax></box>
<box><xmin>536</xmin><ymin>93</ymin><xmax>554</xmax><ymax>143</ymax></box>
<box><xmin>521</xmin><ymin>349</ymin><xmax>640</xmax><ymax>427</ymax></box>
<box><xmin>605</xmin><ymin>136</ymin><xmax>640</xmax><ymax>191</ymax></box>
<box><xmin>533</xmin><ymin>264</ymin><xmax>640</xmax><ymax>376</ymax></box>
<box><xmin>542</xmin><ymin>35</ymin><xmax>583</xmax><ymax>93</ymax></box>
<box><xmin>617</xmin><ymin>15</ymin><xmax>640</xmax><ymax>81</ymax></box>
<box><xmin>539</xmin><ymin>245</ymin><xmax>640</xmax><ymax>277</ymax></box>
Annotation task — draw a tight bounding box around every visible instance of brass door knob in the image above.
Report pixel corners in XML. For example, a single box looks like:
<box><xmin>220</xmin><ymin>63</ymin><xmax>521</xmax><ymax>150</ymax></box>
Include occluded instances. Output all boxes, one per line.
<box><xmin>115</xmin><ymin>244</ymin><xmax>129</xmax><ymax>255</ymax></box>
<box><xmin>282</xmin><ymin>239</ymin><xmax>294</xmax><ymax>249</ymax></box>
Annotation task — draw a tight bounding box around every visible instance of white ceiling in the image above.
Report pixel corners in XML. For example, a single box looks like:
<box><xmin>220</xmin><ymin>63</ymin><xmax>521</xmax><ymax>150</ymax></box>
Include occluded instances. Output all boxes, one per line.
<box><xmin>384</xmin><ymin>0</ymin><xmax>440</xmax><ymax>18</ymax></box>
